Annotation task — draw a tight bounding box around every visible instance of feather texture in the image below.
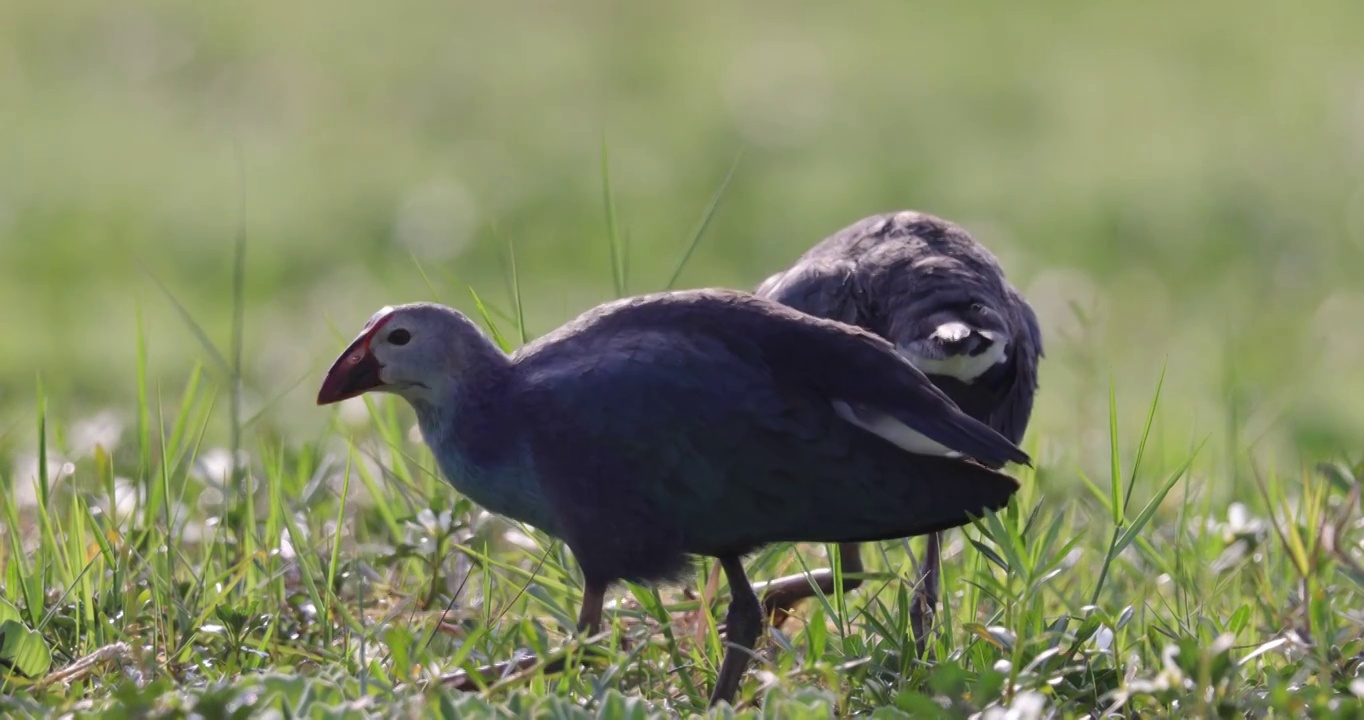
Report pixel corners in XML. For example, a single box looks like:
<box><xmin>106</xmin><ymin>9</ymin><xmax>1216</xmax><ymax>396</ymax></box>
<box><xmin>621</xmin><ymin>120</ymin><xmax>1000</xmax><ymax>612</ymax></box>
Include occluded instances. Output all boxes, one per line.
<box><xmin>345</xmin><ymin>289</ymin><xmax>1028</xmax><ymax>589</ymax></box>
<box><xmin>759</xmin><ymin>210</ymin><xmax>1043</xmax><ymax>444</ymax></box>
<box><xmin>510</xmin><ymin>291</ymin><xmax>1024</xmax><ymax>584</ymax></box>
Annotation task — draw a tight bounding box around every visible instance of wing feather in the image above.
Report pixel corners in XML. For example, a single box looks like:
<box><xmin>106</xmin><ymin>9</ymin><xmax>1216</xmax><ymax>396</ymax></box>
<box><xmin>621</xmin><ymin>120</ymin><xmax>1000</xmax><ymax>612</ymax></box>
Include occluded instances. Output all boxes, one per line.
<box><xmin>514</xmin><ymin>301</ymin><xmax>1024</xmax><ymax>583</ymax></box>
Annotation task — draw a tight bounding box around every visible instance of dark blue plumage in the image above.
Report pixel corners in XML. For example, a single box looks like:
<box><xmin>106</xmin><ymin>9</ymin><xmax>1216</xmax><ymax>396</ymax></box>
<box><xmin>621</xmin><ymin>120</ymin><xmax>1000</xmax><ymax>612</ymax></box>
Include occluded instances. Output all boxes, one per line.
<box><xmin>515</xmin><ymin>292</ymin><xmax>1025</xmax><ymax>586</ymax></box>
<box><xmin>317</xmin><ymin>287</ymin><xmax>1028</xmax><ymax>705</ymax></box>
<box><xmin>758</xmin><ymin>210</ymin><xmax>1043</xmax><ymax>444</ymax></box>
<box><xmin>754</xmin><ymin>209</ymin><xmax>1043</xmax><ymax>646</ymax></box>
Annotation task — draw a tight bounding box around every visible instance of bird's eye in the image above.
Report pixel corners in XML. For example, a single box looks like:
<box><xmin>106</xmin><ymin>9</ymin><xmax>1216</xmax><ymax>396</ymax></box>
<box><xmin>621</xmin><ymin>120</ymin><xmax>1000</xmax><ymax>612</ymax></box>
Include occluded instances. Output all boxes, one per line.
<box><xmin>387</xmin><ymin>329</ymin><xmax>411</xmax><ymax>346</ymax></box>
<box><xmin>970</xmin><ymin>302</ymin><xmax>987</xmax><ymax>315</ymax></box>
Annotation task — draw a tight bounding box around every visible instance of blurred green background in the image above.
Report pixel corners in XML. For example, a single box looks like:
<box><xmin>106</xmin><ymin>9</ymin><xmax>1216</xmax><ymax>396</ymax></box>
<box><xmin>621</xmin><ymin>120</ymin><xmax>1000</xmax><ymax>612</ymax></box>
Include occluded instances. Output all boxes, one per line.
<box><xmin>3</xmin><ymin>0</ymin><xmax>1362</xmax><ymax>468</ymax></box>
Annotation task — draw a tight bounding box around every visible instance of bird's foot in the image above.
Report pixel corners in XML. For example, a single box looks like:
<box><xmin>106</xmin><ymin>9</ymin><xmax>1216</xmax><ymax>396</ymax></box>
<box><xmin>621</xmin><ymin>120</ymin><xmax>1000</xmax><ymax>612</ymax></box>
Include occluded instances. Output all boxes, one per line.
<box><xmin>752</xmin><ymin>568</ymin><xmax>843</xmax><ymax>629</ymax></box>
<box><xmin>439</xmin><ymin>643</ymin><xmax>613</xmax><ymax>691</ymax></box>
<box><xmin>440</xmin><ymin>653</ymin><xmax>549</xmax><ymax>691</ymax></box>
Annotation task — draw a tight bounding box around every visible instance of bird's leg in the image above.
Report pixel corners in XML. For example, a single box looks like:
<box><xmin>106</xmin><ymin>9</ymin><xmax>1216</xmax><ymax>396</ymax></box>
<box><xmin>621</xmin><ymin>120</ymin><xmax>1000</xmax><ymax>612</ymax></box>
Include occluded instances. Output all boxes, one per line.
<box><xmin>577</xmin><ymin>582</ymin><xmax>606</xmax><ymax>635</ymax></box>
<box><xmin>753</xmin><ymin>542</ymin><xmax>865</xmax><ymax>628</ymax></box>
<box><xmin>909</xmin><ymin>532</ymin><xmax>941</xmax><ymax>657</ymax></box>
<box><xmin>710</xmin><ymin>555</ymin><xmax>764</xmax><ymax>707</ymax></box>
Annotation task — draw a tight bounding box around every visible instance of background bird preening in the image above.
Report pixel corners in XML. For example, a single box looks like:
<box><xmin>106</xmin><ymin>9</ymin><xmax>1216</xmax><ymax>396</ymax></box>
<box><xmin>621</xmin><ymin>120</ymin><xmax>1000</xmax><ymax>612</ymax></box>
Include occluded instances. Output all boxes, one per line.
<box><xmin>2</xmin><ymin>0</ymin><xmax>1364</xmax><ymax>714</ymax></box>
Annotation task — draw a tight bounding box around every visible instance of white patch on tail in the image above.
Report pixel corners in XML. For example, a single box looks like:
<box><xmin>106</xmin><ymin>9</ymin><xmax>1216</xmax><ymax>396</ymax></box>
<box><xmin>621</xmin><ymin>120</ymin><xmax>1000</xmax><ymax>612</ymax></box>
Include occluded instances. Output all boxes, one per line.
<box><xmin>903</xmin><ymin>330</ymin><xmax>1008</xmax><ymax>383</ymax></box>
<box><xmin>832</xmin><ymin>400</ymin><xmax>961</xmax><ymax>458</ymax></box>
<box><xmin>933</xmin><ymin>321</ymin><xmax>973</xmax><ymax>343</ymax></box>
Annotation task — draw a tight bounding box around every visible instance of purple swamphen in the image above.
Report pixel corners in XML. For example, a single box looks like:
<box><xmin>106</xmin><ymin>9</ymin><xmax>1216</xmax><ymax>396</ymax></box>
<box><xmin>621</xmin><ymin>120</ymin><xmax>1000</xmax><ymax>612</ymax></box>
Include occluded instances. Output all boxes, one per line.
<box><xmin>755</xmin><ymin>210</ymin><xmax>1043</xmax><ymax>649</ymax></box>
<box><xmin>316</xmin><ymin>288</ymin><xmax>1029</xmax><ymax>705</ymax></box>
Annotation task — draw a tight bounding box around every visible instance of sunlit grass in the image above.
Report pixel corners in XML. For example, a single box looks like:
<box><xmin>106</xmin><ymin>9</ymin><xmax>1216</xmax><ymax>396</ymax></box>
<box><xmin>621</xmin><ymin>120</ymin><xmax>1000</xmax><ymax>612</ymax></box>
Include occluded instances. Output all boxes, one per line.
<box><xmin>6</xmin><ymin>0</ymin><xmax>1364</xmax><ymax>714</ymax></box>
<box><xmin>3</xmin><ymin>367</ymin><xmax>1361</xmax><ymax>717</ymax></box>
<box><xmin>3</xmin><ymin>223</ymin><xmax>1363</xmax><ymax>716</ymax></box>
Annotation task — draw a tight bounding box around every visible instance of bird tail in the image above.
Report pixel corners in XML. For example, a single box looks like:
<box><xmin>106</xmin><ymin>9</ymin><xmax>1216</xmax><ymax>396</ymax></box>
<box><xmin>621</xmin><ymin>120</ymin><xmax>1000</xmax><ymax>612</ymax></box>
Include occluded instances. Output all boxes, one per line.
<box><xmin>840</xmin><ymin>455</ymin><xmax>1021</xmax><ymax>543</ymax></box>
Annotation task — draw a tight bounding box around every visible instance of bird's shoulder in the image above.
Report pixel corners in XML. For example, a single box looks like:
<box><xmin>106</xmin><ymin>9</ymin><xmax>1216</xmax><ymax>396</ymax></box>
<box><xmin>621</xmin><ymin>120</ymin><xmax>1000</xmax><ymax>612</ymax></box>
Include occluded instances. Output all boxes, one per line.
<box><xmin>507</xmin><ymin>290</ymin><xmax>885</xmax><ymax>440</ymax></box>
<box><xmin>517</xmin><ymin>288</ymin><xmax>873</xmax><ymax>356</ymax></box>
<box><xmin>515</xmin><ymin>294</ymin><xmax>721</xmax><ymax>389</ymax></box>
<box><xmin>505</xmin><ymin>293</ymin><xmax>843</xmax><ymax>520</ymax></box>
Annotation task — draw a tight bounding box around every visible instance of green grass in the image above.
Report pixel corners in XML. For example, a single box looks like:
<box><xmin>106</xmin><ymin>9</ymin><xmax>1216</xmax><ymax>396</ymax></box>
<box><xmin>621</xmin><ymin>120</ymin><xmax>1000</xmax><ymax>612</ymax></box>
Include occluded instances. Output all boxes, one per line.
<box><xmin>3</xmin><ymin>227</ymin><xmax>1364</xmax><ymax>716</ymax></box>
<box><xmin>5</xmin><ymin>0</ymin><xmax>1364</xmax><ymax>715</ymax></box>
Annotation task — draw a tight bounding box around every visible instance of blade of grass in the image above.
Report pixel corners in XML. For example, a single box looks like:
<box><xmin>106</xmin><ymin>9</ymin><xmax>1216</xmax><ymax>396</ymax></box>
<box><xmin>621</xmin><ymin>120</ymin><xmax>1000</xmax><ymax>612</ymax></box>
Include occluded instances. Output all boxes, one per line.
<box><xmin>666</xmin><ymin>150</ymin><xmax>743</xmax><ymax>290</ymax></box>
<box><xmin>3</xmin><ymin>485</ymin><xmax>39</xmax><ymax>629</ymax></box>
<box><xmin>1124</xmin><ymin>362</ymin><xmax>1167</xmax><ymax>513</ymax></box>
<box><xmin>150</xmin><ymin>384</ymin><xmax>174</xmax><ymax>665</ymax></box>
<box><xmin>410</xmin><ymin>251</ymin><xmax>450</xmax><ymax>307</ymax></box>
<box><xmin>231</xmin><ymin>144</ymin><xmax>248</xmax><ymax>376</ymax></box>
<box><xmin>469</xmin><ymin>288</ymin><xmax>511</xmax><ymax>353</ymax></box>
<box><xmin>279</xmin><ymin>490</ymin><xmax>333</xmax><ymax>645</ymax></box>
<box><xmin>143</xmin><ymin>271</ymin><xmax>231</xmax><ymax>379</ymax></box>
<box><xmin>242</xmin><ymin>366</ymin><xmax>322</xmax><ymax>430</ymax></box>
<box><xmin>601</xmin><ymin>137</ymin><xmax>626</xmax><ymax>298</ymax></box>
<box><xmin>1089</xmin><ymin>376</ymin><xmax>1177</xmax><ymax>606</ymax></box>
<box><xmin>412</xmin><ymin>252</ymin><xmax>520</xmax><ymax>330</ymax></box>
<box><xmin>1108</xmin><ymin>375</ymin><xmax>1122</xmax><ymax>524</ymax></box>
<box><xmin>1113</xmin><ymin>440</ymin><xmax>1204</xmax><ymax>556</ymax></box>
<box><xmin>34</xmin><ymin>380</ymin><xmax>73</xmax><ymax>593</ymax></box>
<box><xmin>326</xmin><ymin>453</ymin><xmax>354</xmax><ymax>601</ymax></box>
<box><xmin>506</xmin><ymin>233</ymin><xmax>527</xmax><ymax>345</ymax></box>
<box><xmin>135</xmin><ymin>302</ymin><xmax>153</xmax><ymax>478</ymax></box>
<box><xmin>228</xmin><ymin>144</ymin><xmax>252</xmax><ymax>559</ymax></box>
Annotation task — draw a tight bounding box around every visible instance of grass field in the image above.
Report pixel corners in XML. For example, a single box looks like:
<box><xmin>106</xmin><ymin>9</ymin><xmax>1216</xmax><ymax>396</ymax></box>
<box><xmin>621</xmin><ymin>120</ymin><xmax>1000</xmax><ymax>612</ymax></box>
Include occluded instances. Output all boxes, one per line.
<box><xmin>4</xmin><ymin>0</ymin><xmax>1364</xmax><ymax>717</ymax></box>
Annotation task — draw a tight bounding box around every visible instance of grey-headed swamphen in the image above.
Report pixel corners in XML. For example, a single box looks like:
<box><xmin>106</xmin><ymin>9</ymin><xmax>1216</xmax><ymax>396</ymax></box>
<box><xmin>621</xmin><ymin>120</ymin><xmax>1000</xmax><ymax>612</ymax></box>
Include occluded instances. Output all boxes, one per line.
<box><xmin>316</xmin><ymin>288</ymin><xmax>1029</xmax><ymax>705</ymax></box>
<box><xmin>754</xmin><ymin>210</ymin><xmax>1043</xmax><ymax>651</ymax></box>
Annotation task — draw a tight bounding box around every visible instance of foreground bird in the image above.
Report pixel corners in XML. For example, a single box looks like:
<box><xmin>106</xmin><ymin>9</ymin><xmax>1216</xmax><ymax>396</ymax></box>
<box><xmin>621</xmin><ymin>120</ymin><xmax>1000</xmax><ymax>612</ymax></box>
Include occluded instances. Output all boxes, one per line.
<box><xmin>755</xmin><ymin>210</ymin><xmax>1043</xmax><ymax>646</ymax></box>
<box><xmin>317</xmin><ymin>288</ymin><xmax>1029</xmax><ymax>705</ymax></box>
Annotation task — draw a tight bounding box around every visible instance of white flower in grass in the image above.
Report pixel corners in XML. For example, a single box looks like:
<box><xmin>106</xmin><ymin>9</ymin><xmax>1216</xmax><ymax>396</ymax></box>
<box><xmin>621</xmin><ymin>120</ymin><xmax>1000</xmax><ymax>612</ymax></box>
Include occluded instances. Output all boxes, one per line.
<box><xmin>338</xmin><ymin>396</ymin><xmax>371</xmax><ymax>429</ymax></box>
<box><xmin>278</xmin><ymin>530</ymin><xmax>298</xmax><ymax>561</ymax></box>
<box><xmin>405</xmin><ymin>508</ymin><xmax>454</xmax><ymax>554</ymax></box>
<box><xmin>1209</xmin><ymin>502</ymin><xmax>1272</xmax><ymax>572</ymax></box>
<box><xmin>274</xmin><ymin>515</ymin><xmax>310</xmax><ymax>561</ymax></box>
<box><xmin>10</xmin><ymin>477</ymin><xmax>39</xmax><ymax>510</ymax></box>
<box><xmin>196</xmin><ymin>486</ymin><xmax>225</xmax><ymax>514</ymax></box>
<box><xmin>177</xmin><ymin>515</ymin><xmax>211</xmax><ymax>544</ymax></box>
<box><xmin>1223</xmin><ymin>502</ymin><xmax>1266</xmax><ymax>540</ymax></box>
<box><xmin>501</xmin><ymin>528</ymin><xmax>540</xmax><ymax>553</ymax></box>
<box><xmin>68</xmin><ymin>411</ymin><xmax>125</xmax><ymax>458</ymax></box>
<box><xmin>191</xmin><ymin>448</ymin><xmax>251</xmax><ymax>486</ymax></box>
<box><xmin>1129</xmin><ymin>642</ymin><xmax>1186</xmax><ymax>693</ymax></box>
<box><xmin>11</xmin><ymin>454</ymin><xmax>76</xmax><ymax>508</ymax></box>
<box><xmin>979</xmin><ymin>690</ymin><xmax>1047</xmax><ymax>720</ymax></box>
<box><xmin>109</xmin><ymin>477</ymin><xmax>141</xmax><ymax>522</ymax></box>
<box><xmin>471</xmin><ymin>511</ymin><xmax>541</xmax><ymax>553</ymax></box>
<box><xmin>1094</xmin><ymin>625</ymin><xmax>1115</xmax><ymax>652</ymax></box>
<box><xmin>1010</xmin><ymin>691</ymin><xmax>1047</xmax><ymax>720</ymax></box>
<box><xmin>322</xmin><ymin>454</ymin><xmax>377</xmax><ymax>509</ymax></box>
<box><xmin>419</xmin><ymin>508</ymin><xmax>454</xmax><ymax>535</ymax></box>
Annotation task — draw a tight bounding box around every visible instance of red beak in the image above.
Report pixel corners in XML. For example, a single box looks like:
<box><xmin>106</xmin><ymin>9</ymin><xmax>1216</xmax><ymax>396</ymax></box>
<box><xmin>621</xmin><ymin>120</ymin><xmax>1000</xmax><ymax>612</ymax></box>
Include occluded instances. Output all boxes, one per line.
<box><xmin>317</xmin><ymin>332</ymin><xmax>386</xmax><ymax>405</ymax></box>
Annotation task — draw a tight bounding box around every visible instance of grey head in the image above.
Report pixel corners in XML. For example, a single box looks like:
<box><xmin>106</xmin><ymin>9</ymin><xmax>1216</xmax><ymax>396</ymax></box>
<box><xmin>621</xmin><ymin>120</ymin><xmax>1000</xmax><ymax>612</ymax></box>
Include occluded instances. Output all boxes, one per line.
<box><xmin>315</xmin><ymin>302</ymin><xmax>508</xmax><ymax>411</ymax></box>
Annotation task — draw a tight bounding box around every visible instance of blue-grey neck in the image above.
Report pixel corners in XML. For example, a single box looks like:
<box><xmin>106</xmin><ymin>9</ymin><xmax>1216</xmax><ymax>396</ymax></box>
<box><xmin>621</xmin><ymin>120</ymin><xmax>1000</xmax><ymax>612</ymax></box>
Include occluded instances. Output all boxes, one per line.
<box><xmin>409</xmin><ymin>361</ymin><xmax>560</xmax><ymax>537</ymax></box>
